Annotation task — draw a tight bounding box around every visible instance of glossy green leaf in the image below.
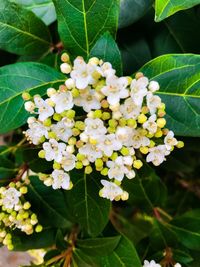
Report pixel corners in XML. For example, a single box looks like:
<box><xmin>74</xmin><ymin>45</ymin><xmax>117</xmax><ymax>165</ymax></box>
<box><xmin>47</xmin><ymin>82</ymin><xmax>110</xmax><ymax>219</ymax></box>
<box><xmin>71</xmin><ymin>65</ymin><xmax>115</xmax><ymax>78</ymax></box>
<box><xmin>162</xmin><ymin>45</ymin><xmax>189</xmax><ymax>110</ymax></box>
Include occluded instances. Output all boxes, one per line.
<box><xmin>77</xmin><ymin>236</ymin><xmax>121</xmax><ymax>257</ymax></box>
<box><xmin>12</xmin><ymin>0</ymin><xmax>56</xmax><ymax>25</ymax></box>
<box><xmin>95</xmin><ymin>236</ymin><xmax>141</xmax><ymax>267</ymax></box>
<box><xmin>173</xmin><ymin>249</ymin><xmax>193</xmax><ymax>264</ymax></box>
<box><xmin>0</xmin><ymin>62</ymin><xmax>65</xmax><ymax>134</ymax></box>
<box><xmin>64</xmin><ymin>170</ymin><xmax>111</xmax><ymax>237</ymax></box>
<box><xmin>12</xmin><ymin>229</ymin><xmax>56</xmax><ymax>251</ymax></box>
<box><xmin>90</xmin><ymin>32</ymin><xmax>122</xmax><ymax>76</ymax></box>
<box><xmin>0</xmin><ymin>0</ymin><xmax>52</xmax><ymax>55</ymax></box>
<box><xmin>139</xmin><ymin>54</ymin><xmax>200</xmax><ymax>136</ymax></box>
<box><xmin>169</xmin><ymin>210</ymin><xmax>200</xmax><ymax>250</ymax></box>
<box><xmin>119</xmin><ymin>0</ymin><xmax>153</xmax><ymax>28</ymax></box>
<box><xmin>124</xmin><ymin>163</ymin><xmax>167</xmax><ymax>211</ymax></box>
<box><xmin>53</xmin><ymin>0</ymin><xmax>119</xmax><ymax>58</ymax></box>
<box><xmin>111</xmin><ymin>213</ymin><xmax>153</xmax><ymax>245</ymax></box>
<box><xmin>72</xmin><ymin>249</ymin><xmax>98</xmax><ymax>267</ymax></box>
<box><xmin>155</xmin><ymin>0</ymin><xmax>200</xmax><ymax>22</ymax></box>
<box><xmin>26</xmin><ymin>176</ymin><xmax>72</xmax><ymax>228</ymax></box>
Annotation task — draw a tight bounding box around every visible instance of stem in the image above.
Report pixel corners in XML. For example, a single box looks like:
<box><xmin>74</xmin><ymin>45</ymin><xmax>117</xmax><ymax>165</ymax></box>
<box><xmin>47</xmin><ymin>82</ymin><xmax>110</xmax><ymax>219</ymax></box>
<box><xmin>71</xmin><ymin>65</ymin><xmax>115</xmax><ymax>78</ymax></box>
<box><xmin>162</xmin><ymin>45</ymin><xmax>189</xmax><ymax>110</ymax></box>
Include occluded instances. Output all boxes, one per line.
<box><xmin>156</xmin><ymin>207</ymin><xmax>172</xmax><ymax>221</ymax></box>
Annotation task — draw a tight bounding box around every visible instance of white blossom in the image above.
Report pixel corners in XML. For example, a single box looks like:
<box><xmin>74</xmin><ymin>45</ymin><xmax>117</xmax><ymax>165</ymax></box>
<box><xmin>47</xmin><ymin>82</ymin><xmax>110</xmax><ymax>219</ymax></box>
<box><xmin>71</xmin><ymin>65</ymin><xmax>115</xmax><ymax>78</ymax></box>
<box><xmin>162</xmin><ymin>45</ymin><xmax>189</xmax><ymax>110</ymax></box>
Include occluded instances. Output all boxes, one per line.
<box><xmin>146</xmin><ymin>92</ymin><xmax>162</xmax><ymax>114</ymax></box>
<box><xmin>164</xmin><ymin>131</ymin><xmax>178</xmax><ymax>150</ymax></box>
<box><xmin>51</xmin><ymin>91</ymin><xmax>73</xmax><ymax>114</ymax></box>
<box><xmin>97</xmin><ymin>134</ymin><xmax>122</xmax><ymax>157</ymax></box>
<box><xmin>84</xmin><ymin>118</ymin><xmax>107</xmax><ymax>138</ymax></box>
<box><xmin>43</xmin><ymin>139</ymin><xmax>66</xmax><ymax>162</ymax></box>
<box><xmin>100</xmin><ymin>180</ymin><xmax>123</xmax><ymax>201</ymax></box>
<box><xmin>130</xmin><ymin>77</ymin><xmax>148</xmax><ymax>106</ymax></box>
<box><xmin>25</xmin><ymin>121</ymin><xmax>48</xmax><ymax>145</ymax></box>
<box><xmin>107</xmin><ymin>156</ymin><xmax>129</xmax><ymax>181</ymax></box>
<box><xmin>143</xmin><ymin>114</ymin><xmax>158</xmax><ymax>134</ymax></box>
<box><xmin>79</xmin><ymin>143</ymin><xmax>102</xmax><ymax>162</ymax></box>
<box><xmin>1</xmin><ymin>188</ymin><xmax>21</xmax><ymax>210</ymax></box>
<box><xmin>60</xmin><ymin>152</ymin><xmax>76</xmax><ymax>171</ymax></box>
<box><xmin>148</xmin><ymin>81</ymin><xmax>160</xmax><ymax>92</ymax></box>
<box><xmin>143</xmin><ymin>260</ymin><xmax>161</xmax><ymax>267</ymax></box>
<box><xmin>74</xmin><ymin>88</ymin><xmax>101</xmax><ymax>112</ymax></box>
<box><xmin>146</xmin><ymin>145</ymin><xmax>170</xmax><ymax>166</ymax></box>
<box><xmin>131</xmin><ymin>129</ymin><xmax>150</xmax><ymax>149</ymax></box>
<box><xmin>51</xmin><ymin>170</ymin><xmax>71</xmax><ymax>190</ymax></box>
<box><xmin>120</xmin><ymin>97</ymin><xmax>141</xmax><ymax>119</ymax></box>
<box><xmin>34</xmin><ymin>96</ymin><xmax>54</xmax><ymax>121</ymax></box>
<box><xmin>101</xmin><ymin>62</ymin><xmax>116</xmax><ymax>77</ymax></box>
<box><xmin>51</xmin><ymin>120</ymin><xmax>73</xmax><ymax>142</ymax></box>
<box><xmin>70</xmin><ymin>57</ymin><xmax>102</xmax><ymax>89</ymax></box>
<box><xmin>101</xmin><ymin>75</ymin><xmax>129</xmax><ymax>105</ymax></box>
<box><xmin>116</xmin><ymin>126</ymin><xmax>133</xmax><ymax>147</ymax></box>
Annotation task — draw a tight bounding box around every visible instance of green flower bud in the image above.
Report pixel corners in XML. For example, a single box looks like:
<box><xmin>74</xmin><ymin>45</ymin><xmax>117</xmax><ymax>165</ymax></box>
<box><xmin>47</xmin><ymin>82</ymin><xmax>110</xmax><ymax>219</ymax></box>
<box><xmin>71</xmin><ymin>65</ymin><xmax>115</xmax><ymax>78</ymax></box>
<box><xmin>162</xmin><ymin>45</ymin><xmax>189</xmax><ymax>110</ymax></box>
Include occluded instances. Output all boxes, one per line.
<box><xmin>85</xmin><ymin>165</ymin><xmax>93</xmax><ymax>174</ymax></box>
<box><xmin>38</xmin><ymin>150</ymin><xmax>45</xmax><ymax>158</ymax></box>
<box><xmin>53</xmin><ymin>113</ymin><xmax>62</xmax><ymax>121</ymax></box>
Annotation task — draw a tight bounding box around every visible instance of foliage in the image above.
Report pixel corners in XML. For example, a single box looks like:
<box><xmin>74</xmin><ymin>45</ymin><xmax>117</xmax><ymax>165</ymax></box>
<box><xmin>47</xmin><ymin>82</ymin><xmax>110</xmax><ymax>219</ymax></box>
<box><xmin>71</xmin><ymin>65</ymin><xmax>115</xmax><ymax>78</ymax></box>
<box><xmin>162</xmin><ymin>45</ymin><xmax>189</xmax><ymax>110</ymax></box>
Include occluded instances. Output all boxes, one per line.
<box><xmin>0</xmin><ymin>1</ymin><xmax>199</xmax><ymax>267</ymax></box>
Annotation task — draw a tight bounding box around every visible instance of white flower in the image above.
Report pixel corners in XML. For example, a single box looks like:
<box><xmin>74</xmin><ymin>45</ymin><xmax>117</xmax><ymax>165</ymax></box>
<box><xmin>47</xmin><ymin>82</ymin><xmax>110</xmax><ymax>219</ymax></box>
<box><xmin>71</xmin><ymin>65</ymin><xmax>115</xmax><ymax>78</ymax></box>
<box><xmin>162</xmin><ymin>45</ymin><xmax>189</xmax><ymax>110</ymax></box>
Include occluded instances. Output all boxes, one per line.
<box><xmin>107</xmin><ymin>156</ymin><xmax>129</xmax><ymax>181</ymax></box>
<box><xmin>51</xmin><ymin>91</ymin><xmax>73</xmax><ymax>114</ymax></box>
<box><xmin>101</xmin><ymin>62</ymin><xmax>116</xmax><ymax>77</ymax></box>
<box><xmin>97</xmin><ymin>134</ymin><xmax>122</xmax><ymax>157</ymax></box>
<box><xmin>126</xmin><ymin>170</ymin><xmax>136</xmax><ymax>179</ymax></box>
<box><xmin>100</xmin><ymin>180</ymin><xmax>123</xmax><ymax>201</ymax></box>
<box><xmin>146</xmin><ymin>145</ymin><xmax>170</xmax><ymax>166</ymax></box>
<box><xmin>174</xmin><ymin>264</ymin><xmax>182</xmax><ymax>267</ymax></box>
<box><xmin>164</xmin><ymin>131</ymin><xmax>178</xmax><ymax>150</ymax></box>
<box><xmin>74</xmin><ymin>88</ymin><xmax>101</xmax><ymax>112</ymax></box>
<box><xmin>130</xmin><ymin>77</ymin><xmax>148</xmax><ymax>106</ymax></box>
<box><xmin>84</xmin><ymin>118</ymin><xmax>107</xmax><ymax>138</ymax></box>
<box><xmin>146</xmin><ymin>92</ymin><xmax>162</xmax><ymax>114</ymax></box>
<box><xmin>60</xmin><ymin>63</ymin><xmax>71</xmax><ymax>74</ymax></box>
<box><xmin>148</xmin><ymin>81</ymin><xmax>160</xmax><ymax>92</ymax></box>
<box><xmin>24</xmin><ymin>101</ymin><xmax>35</xmax><ymax>112</ymax></box>
<box><xmin>1</xmin><ymin>188</ymin><xmax>21</xmax><ymax>210</ymax></box>
<box><xmin>131</xmin><ymin>129</ymin><xmax>150</xmax><ymax>149</ymax></box>
<box><xmin>143</xmin><ymin>260</ymin><xmax>161</xmax><ymax>267</ymax></box>
<box><xmin>25</xmin><ymin>121</ymin><xmax>48</xmax><ymax>145</ymax></box>
<box><xmin>51</xmin><ymin>170</ymin><xmax>71</xmax><ymax>190</ymax></box>
<box><xmin>43</xmin><ymin>139</ymin><xmax>66</xmax><ymax>162</ymax></box>
<box><xmin>51</xmin><ymin>120</ymin><xmax>73</xmax><ymax>142</ymax></box>
<box><xmin>34</xmin><ymin>96</ymin><xmax>54</xmax><ymax>121</ymax></box>
<box><xmin>116</xmin><ymin>126</ymin><xmax>133</xmax><ymax>147</ymax></box>
<box><xmin>120</xmin><ymin>97</ymin><xmax>141</xmax><ymax>119</ymax></box>
<box><xmin>60</xmin><ymin>152</ymin><xmax>76</xmax><ymax>171</ymax></box>
<box><xmin>79</xmin><ymin>143</ymin><xmax>102</xmax><ymax>162</ymax></box>
<box><xmin>143</xmin><ymin>114</ymin><xmax>158</xmax><ymax>134</ymax></box>
<box><xmin>101</xmin><ymin>75</ymin><xmax>129</xmax><ymax>105</ymax></box>
<box><xmin>70</xmin><ymin>57</ymin><xmax>102</xmax><ymax>89</ymax></box>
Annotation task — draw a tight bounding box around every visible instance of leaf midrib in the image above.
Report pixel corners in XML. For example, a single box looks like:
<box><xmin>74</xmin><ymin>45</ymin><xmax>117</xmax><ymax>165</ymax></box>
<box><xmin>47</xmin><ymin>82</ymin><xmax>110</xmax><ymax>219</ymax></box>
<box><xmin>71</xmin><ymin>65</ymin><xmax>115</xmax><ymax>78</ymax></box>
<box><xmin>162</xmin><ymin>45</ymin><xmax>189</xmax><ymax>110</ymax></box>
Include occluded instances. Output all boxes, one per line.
<box><xmin>0</xmin><ymin>79</ymin><xmax>65</xmax><ymax>107</ymax></box>
<box><xmin>0</xmin><ymin>19</ymin><xmax>51</xmax><ymax>46</ymax></box>
<box><xmin>29</xmin><ymin>183</ymin><xmax>70</xmax><ymax>225</ymax></box>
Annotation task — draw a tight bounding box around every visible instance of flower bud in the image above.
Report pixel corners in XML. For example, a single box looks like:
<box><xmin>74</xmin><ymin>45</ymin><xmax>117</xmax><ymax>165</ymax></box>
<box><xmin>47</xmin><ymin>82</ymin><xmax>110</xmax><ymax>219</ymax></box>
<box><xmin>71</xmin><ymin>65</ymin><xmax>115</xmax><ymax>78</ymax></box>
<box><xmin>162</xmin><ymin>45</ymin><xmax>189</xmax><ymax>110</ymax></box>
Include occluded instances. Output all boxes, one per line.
<box><xmin>60</xmin><ymin>63</ymin><xmax>71</xmax><ymax>74</ymax></box>
<box><xmin>24</xmin><ymin>101</ymin><xmax>35</xmax><ymax>112</ymax></box>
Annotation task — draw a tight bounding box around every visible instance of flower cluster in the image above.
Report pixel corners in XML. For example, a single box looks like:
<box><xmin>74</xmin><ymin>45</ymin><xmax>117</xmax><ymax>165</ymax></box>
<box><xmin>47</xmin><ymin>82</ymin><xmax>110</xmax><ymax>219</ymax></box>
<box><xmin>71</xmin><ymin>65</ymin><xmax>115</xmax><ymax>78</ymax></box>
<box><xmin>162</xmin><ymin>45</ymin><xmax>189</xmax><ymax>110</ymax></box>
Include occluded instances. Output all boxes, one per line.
<box><xmin>23</xmin><ymin>54</ymin><xmax>183</xmax><ymax>201</ymax></box>
<box><xmin>143</xmin><ymin>260</ymin><xmax>181</xmax><ymax>267</ymax></box>
<box><xmin>0</xmin><ymin>181</ymin><xmax>43</xmax><ymax>250</ymax></box>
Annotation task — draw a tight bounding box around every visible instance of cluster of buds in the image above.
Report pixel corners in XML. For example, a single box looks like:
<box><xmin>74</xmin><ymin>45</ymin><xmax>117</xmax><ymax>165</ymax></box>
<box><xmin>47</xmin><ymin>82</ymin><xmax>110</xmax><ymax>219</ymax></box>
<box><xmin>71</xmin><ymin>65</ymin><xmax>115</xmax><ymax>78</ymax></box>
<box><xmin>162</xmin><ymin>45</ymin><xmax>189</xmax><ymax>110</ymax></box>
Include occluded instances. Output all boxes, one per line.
<box><xmin>23</xmin><ymin>54</ymin><xmax>184</xmax><ymax>201</ymax></box>
<box><xmin>0</xmin><ymin>181</ymin><xmax>43</xmax><ymax>250</ymax></box>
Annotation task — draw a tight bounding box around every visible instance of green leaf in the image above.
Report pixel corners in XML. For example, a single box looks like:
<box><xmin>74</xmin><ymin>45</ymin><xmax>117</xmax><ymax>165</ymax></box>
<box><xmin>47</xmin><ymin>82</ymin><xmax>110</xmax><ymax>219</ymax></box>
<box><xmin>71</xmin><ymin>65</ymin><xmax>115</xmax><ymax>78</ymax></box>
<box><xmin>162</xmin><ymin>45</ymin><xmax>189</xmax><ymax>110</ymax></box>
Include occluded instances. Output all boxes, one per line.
<box><xmin>26</xmin><ymin>176</ymin><xmax>72</xmax><ymax>228</ymax></box>
<box><xmin>0</xmin><ymin>62</ymin><xmax>65</xmax><ymax>134</ymax></box>
<box><xmin>139</xmin><ymin>54</ymin><xmax>200</xmax><ymax>137</ymax></box>
<box><xmin>123</xmin><ymin>163</ymin><xmax>167</xmax><ymax>211</ymax></box>
<box><xmin>64</xmin><ymin>170</ymin><xmax>111</xmax><ymax>237</ymax></box>
<box><xmin>72</xmin><ymin>249</ymin><xmax>98</xmax><ymax>267</ymax></box>
<box><xmin>155</xmin><ymin>0</ymin><xmax>200</xmax><ymax>22</ymax></box>
<box><xmin>12</xmin><ymin>229</ymin><xmax>56</xmax><ymax>251</ymax></box>
<box><xmin>77</xmin><ymin>236</ymin><xmax>121</xmax><ymax>257</ymax></box>
<box><xmin>119</xmin><ymin>0</ymin><xmax>153</xmax><ymax>28</ymax></box>
<box><xmin>22</xmin><ymin>148</ymin><xmax>52</xmax><ymax>173</ymax></box>
<box><xmin>90</xmin><ymin>32</ymin><xmax>122</xmax><ymax>76</ymax></box>
<box><xmin>150</xmin><ymin>219</ymin><xmax>178</xmax><ymax>251</ymax></box>
<box><xmin>95</xmin><ymin>236</ymin><xmax>141</xmax><ymax>267</ymax></box>
<box><xmin>111</xmin><ymin>213</ymin><xmax>153</xmax><ymax>245</ymax></box>
<box><xmin>169</xmin><ymin>210</ymin><xmax>200</xmax><ymax>251</ymax></box>
<box><xmin>53</xmin><ymin>0</ymin><xmax>119</xmax><ymax>58</ymax></box>
<box><xmin>172</xmin><ymin>249</ymin><xmax>193</xmax><ymax>264</ymax></box>
<box><xmin>0</xmin><ymin>0</ymin><xmax>52</xmax><ymax>55</ymax></box>
<box><xmin>11</xmin><ymin>0</ymin><xmax>56</xmax><ymax>25</ymax></box>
